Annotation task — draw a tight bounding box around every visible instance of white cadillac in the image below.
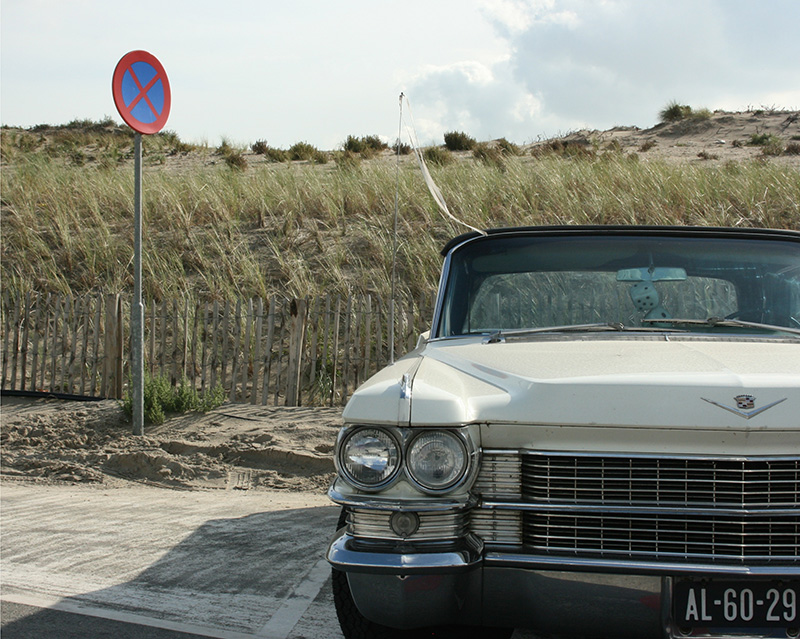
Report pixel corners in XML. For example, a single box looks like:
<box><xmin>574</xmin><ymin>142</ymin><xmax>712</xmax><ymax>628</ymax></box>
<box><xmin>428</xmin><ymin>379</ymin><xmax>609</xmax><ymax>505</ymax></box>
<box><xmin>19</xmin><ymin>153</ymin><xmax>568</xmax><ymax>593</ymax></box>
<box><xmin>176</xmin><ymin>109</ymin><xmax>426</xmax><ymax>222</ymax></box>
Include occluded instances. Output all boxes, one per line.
<box><xmin>327</xmin><ymin>226</ymin><xmax>800</xmax><ymax>639</ymax></box>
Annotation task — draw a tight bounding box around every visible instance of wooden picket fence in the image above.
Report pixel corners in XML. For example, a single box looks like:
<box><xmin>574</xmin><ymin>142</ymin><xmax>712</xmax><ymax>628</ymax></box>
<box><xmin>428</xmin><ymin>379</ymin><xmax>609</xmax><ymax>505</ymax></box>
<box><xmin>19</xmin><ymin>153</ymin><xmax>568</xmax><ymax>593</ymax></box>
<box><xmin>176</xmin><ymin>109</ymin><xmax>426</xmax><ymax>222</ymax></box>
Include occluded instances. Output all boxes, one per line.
<box><xmin>0</xmin><ymin>291</ymin><xmax>434</xmax><ymax>406</ymax></box>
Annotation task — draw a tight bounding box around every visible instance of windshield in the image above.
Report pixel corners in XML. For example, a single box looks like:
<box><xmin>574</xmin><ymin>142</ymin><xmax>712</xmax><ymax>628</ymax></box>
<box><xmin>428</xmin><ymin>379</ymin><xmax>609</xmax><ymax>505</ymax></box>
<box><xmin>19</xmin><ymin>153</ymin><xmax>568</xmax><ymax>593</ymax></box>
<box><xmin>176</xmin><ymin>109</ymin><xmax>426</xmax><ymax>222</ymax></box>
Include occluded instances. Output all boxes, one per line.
<box><xmin>436</xmin><ymin>233</ymin><xmax>800</xmax><ymax>338</ymax></box>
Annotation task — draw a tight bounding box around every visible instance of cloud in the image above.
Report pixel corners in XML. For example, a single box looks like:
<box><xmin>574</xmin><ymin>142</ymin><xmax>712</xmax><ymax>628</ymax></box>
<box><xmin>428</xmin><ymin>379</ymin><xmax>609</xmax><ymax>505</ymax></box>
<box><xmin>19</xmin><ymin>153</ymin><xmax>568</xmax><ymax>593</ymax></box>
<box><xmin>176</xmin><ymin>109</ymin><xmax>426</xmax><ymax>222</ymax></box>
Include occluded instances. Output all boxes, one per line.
<box><xmin>405</xmin><ymin>60</ymin><xmax>547</xmax><ymax>144</ymax></box>
<box><xmin>406</xmin><ymin>0</ymin><xmax>800</xmax><ymax>142</ymax></box>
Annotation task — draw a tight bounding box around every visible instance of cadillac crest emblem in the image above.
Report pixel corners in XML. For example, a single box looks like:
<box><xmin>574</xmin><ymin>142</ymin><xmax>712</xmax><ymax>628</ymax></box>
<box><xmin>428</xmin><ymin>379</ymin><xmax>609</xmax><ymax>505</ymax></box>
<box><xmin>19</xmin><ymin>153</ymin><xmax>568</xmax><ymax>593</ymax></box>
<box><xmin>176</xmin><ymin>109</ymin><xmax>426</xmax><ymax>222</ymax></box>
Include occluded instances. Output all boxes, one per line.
<box><xmin>702</xmin><ymin>394</ymin><xmax>787</xmax><ymax>419</ymax></box>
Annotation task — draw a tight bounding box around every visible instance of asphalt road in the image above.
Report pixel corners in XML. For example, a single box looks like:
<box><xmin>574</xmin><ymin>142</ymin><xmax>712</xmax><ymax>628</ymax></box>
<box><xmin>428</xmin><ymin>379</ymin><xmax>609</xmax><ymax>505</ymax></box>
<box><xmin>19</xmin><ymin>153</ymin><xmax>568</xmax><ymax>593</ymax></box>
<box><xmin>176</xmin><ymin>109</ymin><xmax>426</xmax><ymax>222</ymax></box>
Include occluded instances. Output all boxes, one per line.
<box><xmin>1</xmin><ymin>481</ymin><xmax>542</xmax><ymax>638</ymax></box>
<box><xmin>1</xmin><ymin>482</ymin><xmax>343</xmax><ymax>639</ymax></box>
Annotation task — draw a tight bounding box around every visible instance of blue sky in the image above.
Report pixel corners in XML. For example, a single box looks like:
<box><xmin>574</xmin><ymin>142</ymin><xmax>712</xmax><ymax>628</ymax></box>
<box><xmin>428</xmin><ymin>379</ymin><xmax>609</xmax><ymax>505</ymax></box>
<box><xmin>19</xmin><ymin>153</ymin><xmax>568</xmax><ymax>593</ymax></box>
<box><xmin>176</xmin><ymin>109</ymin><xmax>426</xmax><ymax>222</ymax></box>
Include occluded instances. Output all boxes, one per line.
<box><xmin>2</xmin><ymin>0</ymin><xmax>799</xmax><ymax>149</ymax></box>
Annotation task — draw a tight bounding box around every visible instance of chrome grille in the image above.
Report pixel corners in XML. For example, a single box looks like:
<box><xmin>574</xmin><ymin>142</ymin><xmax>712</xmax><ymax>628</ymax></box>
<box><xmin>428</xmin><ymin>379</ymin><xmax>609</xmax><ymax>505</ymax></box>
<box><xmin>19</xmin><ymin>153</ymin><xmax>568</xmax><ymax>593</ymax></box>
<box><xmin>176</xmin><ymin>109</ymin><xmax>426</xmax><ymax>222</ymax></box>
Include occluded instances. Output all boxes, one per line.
<box><xmin>524</xmin><ymin>512</ymin><xmax>800</xmax><ymax>562</ymax></box>
<box><xmin>521</xmin><ymin>453</ymin><xmax>800</xmax><ymax>508</ymax></box>
<box><xmin>473</xmin><ymin>452</ymin><xmax>521</xmax><ymax>499</ymax></box>
<box><xmin>471</xmin><ymin>451</ymin><xmax>800</xmax><ymax>564</ymax></box>
<box><xmin>470</xmin><ymin>509</ymin><xmax>522</xmax><ymax>545</ymax></box>
<box><xmin>348</xmin><ymin>508</ymin><xmax>468</xmax><ymax>542</ymax></box>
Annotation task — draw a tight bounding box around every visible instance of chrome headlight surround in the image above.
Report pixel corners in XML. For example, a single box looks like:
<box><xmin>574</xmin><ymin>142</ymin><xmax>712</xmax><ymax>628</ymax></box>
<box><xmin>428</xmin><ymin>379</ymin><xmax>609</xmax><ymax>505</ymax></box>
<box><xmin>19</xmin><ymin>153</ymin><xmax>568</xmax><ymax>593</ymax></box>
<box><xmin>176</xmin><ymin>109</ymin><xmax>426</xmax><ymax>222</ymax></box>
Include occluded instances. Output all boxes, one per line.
<box><xmin>406</xmin><ymin>430</ymin><xmax>469</xmax><ymax>493</ymax></box>
<box><xmin>335</xmin><ymin>425</ymin><xmax>476</xmax><ymax>495</ymax></box>
<box><xmin>336</xmin><ymin>426</ymin><xmax>402</xmax><ymax>491</ymax></box>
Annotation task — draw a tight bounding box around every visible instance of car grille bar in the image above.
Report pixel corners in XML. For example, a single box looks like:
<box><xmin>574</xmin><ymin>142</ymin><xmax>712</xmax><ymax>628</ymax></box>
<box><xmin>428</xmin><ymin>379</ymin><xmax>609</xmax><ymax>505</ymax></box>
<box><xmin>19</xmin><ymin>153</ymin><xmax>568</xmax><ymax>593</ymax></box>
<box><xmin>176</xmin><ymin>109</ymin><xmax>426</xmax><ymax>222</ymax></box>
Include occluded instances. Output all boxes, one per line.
<box><xmin>472</xmin><ymin>451</ymin><xmax>800</xmax><ymax>564</ymax></box>
<box><xmin>348</xmin><ymin>508</ymin><xmax>469</xmax><ymax>542</ymax></box>
<box><xmin>521</xmin><ymin>452</ymin><xmax>800</xmax><ymax>508</ymax></box>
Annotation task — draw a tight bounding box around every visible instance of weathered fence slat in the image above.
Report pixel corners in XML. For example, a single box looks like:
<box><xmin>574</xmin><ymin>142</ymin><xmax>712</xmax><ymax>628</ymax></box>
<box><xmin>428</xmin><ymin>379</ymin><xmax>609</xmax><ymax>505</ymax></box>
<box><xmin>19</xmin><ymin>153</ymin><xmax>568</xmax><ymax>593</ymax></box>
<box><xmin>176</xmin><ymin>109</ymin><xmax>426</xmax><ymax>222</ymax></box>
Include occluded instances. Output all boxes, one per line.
<box><xmin>251</xmin><ymin>298</ymin><xmax>263</xmax><ymax>405</ymax></box>
<box><xmin>1</xmin><ymin>291</ymin><xmax>433</xmax><ymax>406</ymax></box>
<box><xmin>261</xmin><ymin>295</ymin><xmax>276</xmax><ymax>405</ymax></box>
<box><xmin>241</xmin><ymin>298</ymin><xmax>253</xmax><ymax>402</ymax></box>
<box><xmin>286</xmin><ymin>298</ymin><xmax>307</xmax><ymax>407</ymax></box>
<box><xmin>79</xmin><ymin>294</ymin><xmax>91</xmax><ymax>395</ymax></box>
<box><xmin>229</xmin><ymin>299</ymin><xmax>242</xmax><ymax>403</ymax></box>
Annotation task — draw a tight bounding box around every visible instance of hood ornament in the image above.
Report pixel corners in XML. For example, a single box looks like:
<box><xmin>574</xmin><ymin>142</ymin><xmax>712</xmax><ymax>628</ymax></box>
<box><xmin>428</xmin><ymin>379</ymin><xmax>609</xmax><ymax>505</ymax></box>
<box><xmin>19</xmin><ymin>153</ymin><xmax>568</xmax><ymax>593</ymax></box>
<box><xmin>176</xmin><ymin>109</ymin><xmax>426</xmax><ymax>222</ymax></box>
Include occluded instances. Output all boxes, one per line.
<box><xmin>702</xmin><ymin>395</ymin><xmax>787</xmax><ymax>420</ymax></box>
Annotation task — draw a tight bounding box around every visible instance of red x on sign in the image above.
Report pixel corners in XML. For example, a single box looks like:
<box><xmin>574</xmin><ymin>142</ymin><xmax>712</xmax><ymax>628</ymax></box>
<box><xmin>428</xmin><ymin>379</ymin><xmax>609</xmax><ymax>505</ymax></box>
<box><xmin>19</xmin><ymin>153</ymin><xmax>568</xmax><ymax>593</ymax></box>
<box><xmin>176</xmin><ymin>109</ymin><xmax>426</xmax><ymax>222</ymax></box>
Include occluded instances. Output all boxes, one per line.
<box><xmin>112</xmin><ymin>51</ymin><xmax>171</xmax><ymax>135</ymax></box>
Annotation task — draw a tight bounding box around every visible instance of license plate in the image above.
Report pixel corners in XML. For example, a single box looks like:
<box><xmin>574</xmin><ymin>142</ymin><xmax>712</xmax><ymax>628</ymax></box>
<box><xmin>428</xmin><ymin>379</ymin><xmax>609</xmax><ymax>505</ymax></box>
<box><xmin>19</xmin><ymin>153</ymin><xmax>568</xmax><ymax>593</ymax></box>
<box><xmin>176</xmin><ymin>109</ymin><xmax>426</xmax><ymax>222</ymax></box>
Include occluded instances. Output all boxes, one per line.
<box><xmin>673</xmin><ymin>579</ymin><xmax>799</xmax><ymax>629</ymax></box>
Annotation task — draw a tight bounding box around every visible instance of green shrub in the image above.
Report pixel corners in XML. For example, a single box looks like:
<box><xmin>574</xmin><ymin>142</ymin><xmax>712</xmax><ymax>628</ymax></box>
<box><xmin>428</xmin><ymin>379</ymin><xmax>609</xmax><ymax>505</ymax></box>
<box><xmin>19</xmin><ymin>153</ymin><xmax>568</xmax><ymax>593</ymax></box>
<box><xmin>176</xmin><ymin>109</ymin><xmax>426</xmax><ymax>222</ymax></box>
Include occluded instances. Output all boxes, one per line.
<box><xmin>122</xmin><ymin>373</ymin><xmax>225</xmax><ymax>426</ymax></box>
<box><xmin>473</xmin><ymin>143</ymin><xmax>506</xmax><ymax>168</ymax></box>
<box><xmin>785</xmin><ymin>142</ymin><xmax>800</xmax><ymax>155</ymax></box>
<box><xmin>344</xmin><ymin>135</ymin><xmax>388</xmax><ymax>154</ymax></box>
<box><xmin>443</xmin><ymin>131</ymin><xmax>476</xmax><ymax>151</ymax></box>
<box><xmin>289</xmin><ymin>141</ymin><xmax>318</xmax><ymax>161</ymax></box>
<box><xmin>533</xmin><ymin>140</ymin><xmax>595</xmax><ymax>159</ymax></box>
<box><xmin>265</xmin><ymin>146</ymin><xmax>289</xmax><ymax>162</ymax></box>
<box><xmin>224</xmin><ymin>150</ymin><xmax>248</xmax><ymax>170</ymax></box>
<box><xmin>362</xmin><ymin>135</ymin><xmax>387</xmax><ymax>151</ymax></box>
<box><xmin>251</xmin><ymin>139</ymin><xmax>269</xmax><ymax>154</ymax></box>
<box><xmin>393</xmin><ymin>139</ymin><xmax>412</xmax><ymax>155</ymax></box>
<box><xmin>423</xmin><ymin>146</ymin><xmax>454</xmax><ymax>166</ymax></box>
<box><xmin>659</xmin><ymin>101</ymin><xmax>693</xmax><ymax>123</ymax></box>
<box><xmin>495</xmin><ymin>138</ymin><xmax>521</xmax><ymax>156</ymax></box>
<box><xmin>334</xmin><ymin>150</ymin><xmax>362</xmax><ymax>170</ymax></box>
<box><xmin>746</xmin><ymin>133</ymin><xmax>784</xmax><ymax>156</ymax></box>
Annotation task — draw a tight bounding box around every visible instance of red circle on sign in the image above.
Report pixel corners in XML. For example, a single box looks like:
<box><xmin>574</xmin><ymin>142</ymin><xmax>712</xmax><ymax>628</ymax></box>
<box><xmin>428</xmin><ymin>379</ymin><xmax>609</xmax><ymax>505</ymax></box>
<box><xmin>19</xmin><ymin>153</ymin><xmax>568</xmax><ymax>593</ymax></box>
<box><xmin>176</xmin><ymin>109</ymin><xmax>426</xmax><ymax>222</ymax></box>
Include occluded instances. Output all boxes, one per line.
<box><xmin>112</xmin><ymin>50</ymin><xmax>171</xmax><ymax>135</ymax></box>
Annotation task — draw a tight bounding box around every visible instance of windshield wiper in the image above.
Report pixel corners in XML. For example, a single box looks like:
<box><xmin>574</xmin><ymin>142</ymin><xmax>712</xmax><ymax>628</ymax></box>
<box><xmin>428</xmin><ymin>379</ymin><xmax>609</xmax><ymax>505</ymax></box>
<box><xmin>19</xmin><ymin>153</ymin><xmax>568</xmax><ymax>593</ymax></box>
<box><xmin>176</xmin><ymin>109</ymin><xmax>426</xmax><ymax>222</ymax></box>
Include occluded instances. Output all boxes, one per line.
<box><xmin>484</xmin><ymin>322</ymin><xmax>674</xmax><ymax>344</ymax></box>
<box><xmin>641</xmin><ymin>317</ymin><xmax>800</xmax><ymax>337</ymax></box>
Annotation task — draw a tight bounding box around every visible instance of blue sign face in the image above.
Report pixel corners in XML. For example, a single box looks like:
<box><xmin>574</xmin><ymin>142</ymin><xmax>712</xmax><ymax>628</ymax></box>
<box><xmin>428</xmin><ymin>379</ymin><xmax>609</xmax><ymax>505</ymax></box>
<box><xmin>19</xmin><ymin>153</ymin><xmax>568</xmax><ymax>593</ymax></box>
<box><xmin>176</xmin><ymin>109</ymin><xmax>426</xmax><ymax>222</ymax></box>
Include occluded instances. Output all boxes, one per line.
<box><xmin>121</xmin><ymin>62</ymin><xmax>165</xmax><ymax>124</ymax></box>
<box><xmin>113</xmin><ymin>51</ymin><xmax>171</xmax><ymax>134</ymax></box>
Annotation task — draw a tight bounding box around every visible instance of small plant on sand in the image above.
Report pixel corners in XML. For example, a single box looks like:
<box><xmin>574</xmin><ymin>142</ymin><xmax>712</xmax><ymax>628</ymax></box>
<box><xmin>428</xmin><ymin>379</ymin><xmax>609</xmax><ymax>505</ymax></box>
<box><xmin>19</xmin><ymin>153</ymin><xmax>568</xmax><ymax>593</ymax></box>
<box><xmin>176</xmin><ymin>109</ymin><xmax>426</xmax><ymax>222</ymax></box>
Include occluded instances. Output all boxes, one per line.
<box><xmin>443</xmin><ymin>130</ymin><xmax>476</xmax><ymax>152</ymax></box>
<box><xmin>423</xmin><ymin>146</ymin><xmax>455</xmax><ymax>166</ymax></box>
<box><xmin>660</xmin><ymin>101</ymin><xmax>694</xmax><ymax>123</ymax></box>
<box><xmin>392</xmin><ymin>139</ymin><xmax>412</xmax><ymax>155</ymax></box>
<box><xmin>659</xmin><ymin>102</ymin><xmax>713</xmax><ymax>124</ymax></box>
<box><xmin>749</xmin><ymin>133</ymin><xmax>784</xmax><ymax>156</ymax></box>
<box><xmin>343</xmin><ymin>135</ymin><xmax>387</xmax><ymax>155</ymax></box>
<box><xmin>122</xmin><ymin>374</ymin><xmax>225</xmax><ymax>425</ymax></box>
<box><xmin>251</xmin><ymin>139</ymin><xmax>269</xmax><ymax>154</ymax></box>
<box><xmin>473</xmin><ymin>143</ymin><xmax>506</xmax><ymax>169</ymax></box>
<box><xmin>289</xmin><ymin>141</ymin><xmax>327</xmax><ymax>163</ymax></box>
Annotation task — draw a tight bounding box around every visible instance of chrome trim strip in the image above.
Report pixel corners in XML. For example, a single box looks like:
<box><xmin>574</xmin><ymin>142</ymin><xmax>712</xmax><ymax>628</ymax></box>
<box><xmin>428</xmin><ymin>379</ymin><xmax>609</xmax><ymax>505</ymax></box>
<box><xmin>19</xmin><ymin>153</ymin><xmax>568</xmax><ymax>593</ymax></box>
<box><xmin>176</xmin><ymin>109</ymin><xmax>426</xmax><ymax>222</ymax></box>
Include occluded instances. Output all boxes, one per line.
<box><xmin>702</xmin><ymin>396</ymin><xmax>788</xmax><ymax>420</ymax></box>
<box><xmin>429</xmin><ymin>248</ymin><xmax>453</xmax><ymax>339</ymax></box>
<box><xmin>513</xmin><ymin>449</ymin><xmax>800</xmax><ymax>463</ymax></box>
<box><xmin>328</xmin><ymin>485</ymin><xmax>476</xmax><ymax>511</ymax></box>
<box><xmin>480</xmin><ymin>500</ymin><xmax>800</xmax><ymax>517</ymax></box>
<box><xmin>327</xmin><ymin>531</ymin><xmax>483</xmax><ymax>575</ymax></box>
<box><xmin>484</xmin><ymin>552</ymin><xmax>800</xmax><ymax>577</ymax></box>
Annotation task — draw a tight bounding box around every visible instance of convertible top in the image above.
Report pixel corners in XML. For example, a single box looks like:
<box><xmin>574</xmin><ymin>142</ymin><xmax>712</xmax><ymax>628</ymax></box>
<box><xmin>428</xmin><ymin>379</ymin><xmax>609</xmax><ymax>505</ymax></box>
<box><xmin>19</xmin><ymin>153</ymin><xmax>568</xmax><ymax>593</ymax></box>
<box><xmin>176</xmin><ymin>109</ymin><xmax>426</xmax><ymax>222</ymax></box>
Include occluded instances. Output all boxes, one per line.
<box><xmin>440</xmin><ymin>225</ymin><xmax>800</xmax><ymax>257</ymax></box>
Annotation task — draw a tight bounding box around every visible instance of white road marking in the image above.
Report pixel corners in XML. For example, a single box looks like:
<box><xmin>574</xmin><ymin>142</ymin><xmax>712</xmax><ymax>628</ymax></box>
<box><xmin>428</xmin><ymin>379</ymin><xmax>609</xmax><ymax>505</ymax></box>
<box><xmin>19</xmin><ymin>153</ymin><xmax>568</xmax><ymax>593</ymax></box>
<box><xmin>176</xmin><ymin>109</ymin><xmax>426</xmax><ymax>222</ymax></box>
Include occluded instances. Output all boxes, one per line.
<box><xmin>256</xmin><ymin>558</ymin><xmax>332</xmax><ymax>638</ymax></box>
<box><xmin>1</xmin><ymin>592</ymin><xmax>259</xmax><ymax>639</ymax></box>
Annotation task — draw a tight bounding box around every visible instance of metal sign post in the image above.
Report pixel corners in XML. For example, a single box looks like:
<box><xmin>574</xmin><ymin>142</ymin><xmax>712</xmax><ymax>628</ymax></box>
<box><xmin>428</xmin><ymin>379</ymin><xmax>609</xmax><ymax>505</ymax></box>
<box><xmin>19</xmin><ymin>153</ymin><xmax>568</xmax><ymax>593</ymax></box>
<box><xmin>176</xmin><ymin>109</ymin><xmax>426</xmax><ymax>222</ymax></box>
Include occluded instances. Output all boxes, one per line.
<box><xmin>113</xmin><ymin>50</ymin><xmax>171</xmax><ymax>435</ymax></box>
<box><xmin>132</xmin><ymin>133</ymin><xmax>144</xmax><ymax>435</ymax></box>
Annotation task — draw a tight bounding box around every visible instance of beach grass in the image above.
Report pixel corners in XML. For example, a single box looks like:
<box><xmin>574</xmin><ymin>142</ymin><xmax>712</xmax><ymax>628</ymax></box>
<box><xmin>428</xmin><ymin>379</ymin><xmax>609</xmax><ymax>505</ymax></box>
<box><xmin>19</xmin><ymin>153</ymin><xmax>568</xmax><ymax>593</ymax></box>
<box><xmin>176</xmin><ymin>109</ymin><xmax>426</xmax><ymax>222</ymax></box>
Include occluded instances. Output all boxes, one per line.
<box><xmin>2</xmin><ymin>125</ymin><xmax>798</xmax><ymax>303</ymax></box>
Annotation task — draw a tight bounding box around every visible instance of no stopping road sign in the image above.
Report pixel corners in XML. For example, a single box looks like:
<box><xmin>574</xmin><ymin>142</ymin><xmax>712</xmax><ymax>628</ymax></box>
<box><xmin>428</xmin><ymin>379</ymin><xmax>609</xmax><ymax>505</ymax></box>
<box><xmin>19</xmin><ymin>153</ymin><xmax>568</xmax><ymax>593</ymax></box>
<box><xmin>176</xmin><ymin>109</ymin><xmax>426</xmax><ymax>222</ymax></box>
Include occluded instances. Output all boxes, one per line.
<box><xmin>112</xmin><ymin>50</ymin><xmax>171</xmax><ymax>134</ymax></box>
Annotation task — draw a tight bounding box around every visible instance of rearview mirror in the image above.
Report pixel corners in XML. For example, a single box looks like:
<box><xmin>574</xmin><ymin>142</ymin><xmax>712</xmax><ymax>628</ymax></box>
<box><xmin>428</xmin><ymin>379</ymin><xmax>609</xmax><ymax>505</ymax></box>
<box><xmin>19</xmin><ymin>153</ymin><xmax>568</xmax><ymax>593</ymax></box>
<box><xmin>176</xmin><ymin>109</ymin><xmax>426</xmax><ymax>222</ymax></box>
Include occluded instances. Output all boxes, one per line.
<box><xmin>617</xmin><ymin>267</ymin><xmax>687</xmax><ymax>282</ymax></box>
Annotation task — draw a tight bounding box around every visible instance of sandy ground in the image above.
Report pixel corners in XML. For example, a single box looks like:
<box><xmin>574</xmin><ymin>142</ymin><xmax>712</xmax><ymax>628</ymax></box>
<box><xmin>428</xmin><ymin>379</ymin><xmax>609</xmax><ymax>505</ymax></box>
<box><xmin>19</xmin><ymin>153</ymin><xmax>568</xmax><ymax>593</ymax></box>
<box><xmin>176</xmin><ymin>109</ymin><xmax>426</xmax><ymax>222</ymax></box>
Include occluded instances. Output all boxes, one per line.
<box><xmin>531</xmin><ymin>109</ymin><xmax>800</xmax><ymax>166</ymax></box>
<box><xmin>130</xmin><ymin>108</ymin><xmax>799</xmax><ymax>174</ymax></box>
<box><xmin>0</xmin><ymin>395</ymin><xmax>341</xmax><ymax>493</ymax></box>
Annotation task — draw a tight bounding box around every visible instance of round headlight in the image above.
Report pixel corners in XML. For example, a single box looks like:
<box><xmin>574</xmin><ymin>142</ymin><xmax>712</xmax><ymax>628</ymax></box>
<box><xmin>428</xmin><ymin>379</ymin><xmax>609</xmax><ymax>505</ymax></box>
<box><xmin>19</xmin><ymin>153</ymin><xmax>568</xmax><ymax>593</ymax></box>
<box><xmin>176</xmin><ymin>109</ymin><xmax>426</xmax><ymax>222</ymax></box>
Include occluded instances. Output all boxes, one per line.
<box><xmin>340</xmin><ymin>428</ymin><xmax>400</xmax><ymax>489</ymax></box>
<box><xmin>407</xmin><ymin>430</ymin><xmax>468</xmax><ymax>491</ymax></box>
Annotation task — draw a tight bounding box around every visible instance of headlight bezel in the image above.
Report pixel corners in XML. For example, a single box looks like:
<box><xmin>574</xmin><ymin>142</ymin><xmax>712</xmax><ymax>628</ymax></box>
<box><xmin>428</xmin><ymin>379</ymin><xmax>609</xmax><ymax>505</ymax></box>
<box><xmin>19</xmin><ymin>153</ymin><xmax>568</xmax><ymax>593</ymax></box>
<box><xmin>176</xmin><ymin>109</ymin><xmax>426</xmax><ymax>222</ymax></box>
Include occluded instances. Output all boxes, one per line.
<box><xmin>336</xmin><ymin>426</ymin><xmax>403</xmax><ymax>491</ymax></box>
<box><xmin>405</xmin><ymin>429</ymin><xmax>470</xmax><ymax>493</ymax></box>
<box><xmin>335</xmin><ymin>424</ymin><xmax>476</xmax><ymax>495</ymax></box>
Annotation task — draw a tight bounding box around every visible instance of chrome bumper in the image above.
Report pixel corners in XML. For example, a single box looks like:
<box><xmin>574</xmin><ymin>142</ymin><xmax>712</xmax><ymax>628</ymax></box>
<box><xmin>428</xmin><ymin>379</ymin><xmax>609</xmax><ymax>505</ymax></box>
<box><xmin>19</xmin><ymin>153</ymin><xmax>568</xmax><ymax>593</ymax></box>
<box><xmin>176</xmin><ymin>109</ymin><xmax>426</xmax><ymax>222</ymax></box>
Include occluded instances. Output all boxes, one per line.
<box><xmin>328</xmin><ymin>529</ymin><xmax>799</xmax><ymax>638</ymax></box>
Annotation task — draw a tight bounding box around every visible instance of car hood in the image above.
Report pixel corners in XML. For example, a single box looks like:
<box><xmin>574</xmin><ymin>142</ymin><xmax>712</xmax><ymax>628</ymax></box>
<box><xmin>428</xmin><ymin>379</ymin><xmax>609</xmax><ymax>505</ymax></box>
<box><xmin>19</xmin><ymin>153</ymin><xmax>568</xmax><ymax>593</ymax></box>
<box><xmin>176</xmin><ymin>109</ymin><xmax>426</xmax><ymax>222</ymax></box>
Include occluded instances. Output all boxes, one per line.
<box><xmin>343</xmin><ymin>336</ymin><xmax>800</xmax><ymax>430</ymax></box>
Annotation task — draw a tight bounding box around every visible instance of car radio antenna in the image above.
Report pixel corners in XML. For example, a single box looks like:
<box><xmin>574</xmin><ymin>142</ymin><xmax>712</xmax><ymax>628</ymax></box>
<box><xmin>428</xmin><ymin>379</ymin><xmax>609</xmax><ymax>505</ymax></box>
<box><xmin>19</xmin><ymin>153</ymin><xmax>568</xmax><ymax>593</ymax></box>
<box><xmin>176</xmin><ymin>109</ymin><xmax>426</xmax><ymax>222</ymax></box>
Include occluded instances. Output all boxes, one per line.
<box><xmin>390</xmin><ymin>93</ymin><xmax>404</xmax><ymax>363</ymax></box>
<box><xmin>390</xmin><ymin>94</ymin><xmax>486</xmax><ymax>363</ymax></box>
<box><xmin>402</xmin><ymin>94</ymin><xmax>487</xmax><ymax>237</ymax></box>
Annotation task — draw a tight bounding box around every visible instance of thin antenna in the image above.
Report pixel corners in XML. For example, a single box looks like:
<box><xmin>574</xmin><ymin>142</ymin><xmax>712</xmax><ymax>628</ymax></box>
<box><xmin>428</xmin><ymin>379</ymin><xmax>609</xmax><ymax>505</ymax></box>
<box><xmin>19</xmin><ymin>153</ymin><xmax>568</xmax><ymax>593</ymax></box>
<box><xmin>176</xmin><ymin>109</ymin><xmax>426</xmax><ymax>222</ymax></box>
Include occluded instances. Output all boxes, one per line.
<box><xmin>403</xmin><ymin>95</ymin><xmax>486</xmax><ymax>236</ymax></box>
<box><xmin>390</xmin><ymin>92</ymin><xmax>404</xmax><ymax>364</ymax></box>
